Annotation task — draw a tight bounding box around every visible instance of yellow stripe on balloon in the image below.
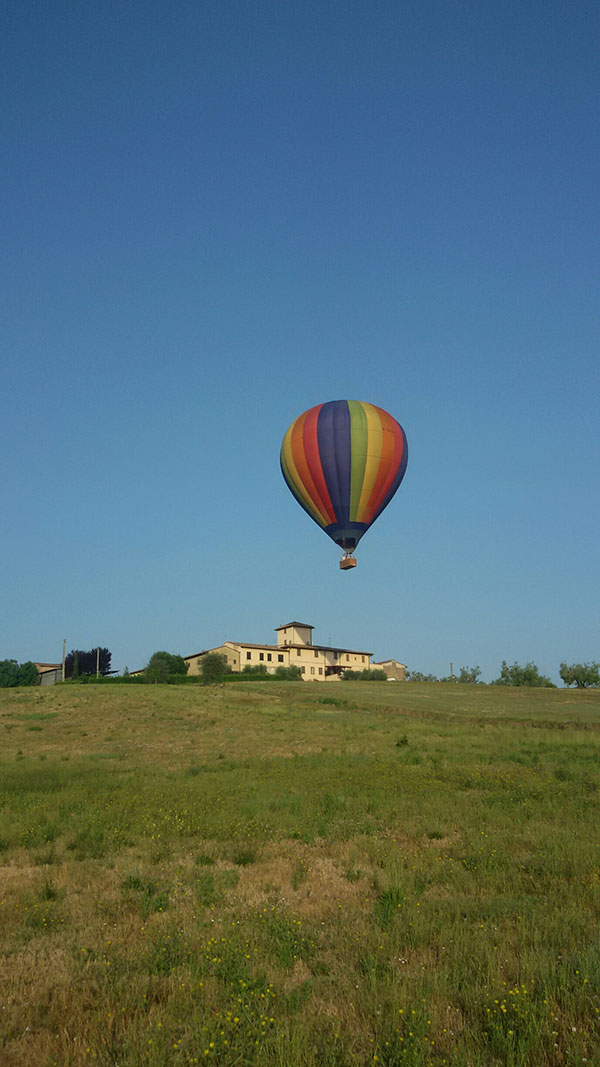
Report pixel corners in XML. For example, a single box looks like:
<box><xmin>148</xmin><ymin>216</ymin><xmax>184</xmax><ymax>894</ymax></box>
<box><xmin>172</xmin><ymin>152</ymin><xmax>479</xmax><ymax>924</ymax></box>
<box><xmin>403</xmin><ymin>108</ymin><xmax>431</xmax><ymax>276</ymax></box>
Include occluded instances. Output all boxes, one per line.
<box><xmin>355</xmin><ymin>403</ymin><xmax>384</xmax><ymax>522</ymax></box>
<box><xmin>348</xmin><ymin>400</ymin><xmax>368</xmax><ymax>522</ymax></box>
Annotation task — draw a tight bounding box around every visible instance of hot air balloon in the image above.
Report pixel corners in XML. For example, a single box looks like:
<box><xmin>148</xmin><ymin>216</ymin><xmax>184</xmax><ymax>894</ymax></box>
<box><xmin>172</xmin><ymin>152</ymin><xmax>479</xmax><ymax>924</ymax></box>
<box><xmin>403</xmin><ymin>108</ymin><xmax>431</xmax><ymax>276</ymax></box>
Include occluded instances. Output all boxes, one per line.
<box><xmin>280</xmin><ymin>400</ymin><xmax>408</xmax><ymax>569</ymax></box>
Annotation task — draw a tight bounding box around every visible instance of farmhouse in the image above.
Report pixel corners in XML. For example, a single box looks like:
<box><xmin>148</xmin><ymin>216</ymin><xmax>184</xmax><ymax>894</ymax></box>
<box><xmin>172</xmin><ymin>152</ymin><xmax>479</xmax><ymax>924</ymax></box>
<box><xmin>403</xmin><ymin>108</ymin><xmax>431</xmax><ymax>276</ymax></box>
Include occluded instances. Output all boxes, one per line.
<box><xmin>185</xmin><ymin>621</ymin><xmax>403</xmax><ymax>682</ymax></box>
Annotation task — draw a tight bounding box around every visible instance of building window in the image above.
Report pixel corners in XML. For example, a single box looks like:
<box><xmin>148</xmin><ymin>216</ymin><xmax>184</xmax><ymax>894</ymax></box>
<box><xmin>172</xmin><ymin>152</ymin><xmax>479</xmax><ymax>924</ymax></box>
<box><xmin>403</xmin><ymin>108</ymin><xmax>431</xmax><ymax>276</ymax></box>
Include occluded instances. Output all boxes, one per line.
<box><xmin>267</xmin><ymin>653</ymin><xmax>272</xmax><ymax>662</ymax></box>
<box><xmin>278</xmin><ymin>654</ymin><xmax>283</xmax><ymax>662</ymax></box>
<box><xmin>301</xmin><ymin>666</ymin><xmax>305</xmax><ymax>674</ymax></box>
<box><xmin>246</xmin><ymin>652</ymin><xmax>251</xmax><ymax>660</ymax></box>
<box><xmin>297</xmin><ymin>649</ymin><xmax>301</xmax><ymax>656</ymax></box>
<box><xmin>334</xmin><ymin>652</ymin><xmax>338</xmax><ymax>659</ymax></box>
<box><xmin>346</xmin><ymin>654</ymin><xmax>349</xmax><ymax>662</ymax></box>
<box><xmin>318</xmin><ymin>667</ymin><xmax>323</xmax><ymax>675</ymax></box>
<box><xmin>310</xmin><ymin>667</ymin><xmax>315</xmax><ymax>675</ymax></box>
<box><xmin>362</xmin><ymin>656</ymin><xmax>365</xmax><ymax>663</ymax></box>
<box><xmin>259</xmin><ymin>653</ymin><xmax>264</xmax><ymax>661</ymax></box>
<box><xmin>314</xmin><ymin>650</ymin><xmax>318</xmax><ymax>657</ymax></box>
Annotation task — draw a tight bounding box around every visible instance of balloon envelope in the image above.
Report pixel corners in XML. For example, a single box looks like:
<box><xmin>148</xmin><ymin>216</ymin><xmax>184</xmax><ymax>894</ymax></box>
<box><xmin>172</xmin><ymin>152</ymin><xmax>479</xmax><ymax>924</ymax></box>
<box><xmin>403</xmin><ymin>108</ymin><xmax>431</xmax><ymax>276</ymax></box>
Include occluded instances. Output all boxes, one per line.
<box><xmin>280</xmin><ymin>399</ymin><xmax>408</xmax><ymax>552</ymax></box>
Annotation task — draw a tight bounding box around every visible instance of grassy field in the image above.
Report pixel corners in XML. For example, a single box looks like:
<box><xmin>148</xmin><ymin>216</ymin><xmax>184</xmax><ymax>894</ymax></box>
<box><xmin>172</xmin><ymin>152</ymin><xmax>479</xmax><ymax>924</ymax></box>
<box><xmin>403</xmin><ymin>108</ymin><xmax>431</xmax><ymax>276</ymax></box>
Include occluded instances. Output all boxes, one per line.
<box><xmin>1</xmin><ymin>681</ymin><xmax>599</xmax><ymax>1066</ymax></box>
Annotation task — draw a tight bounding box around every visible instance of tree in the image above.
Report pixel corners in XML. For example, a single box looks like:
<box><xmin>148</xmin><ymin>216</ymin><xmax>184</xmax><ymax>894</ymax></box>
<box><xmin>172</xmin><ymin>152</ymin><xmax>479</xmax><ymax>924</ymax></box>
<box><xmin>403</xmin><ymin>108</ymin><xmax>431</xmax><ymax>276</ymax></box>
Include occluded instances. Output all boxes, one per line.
<box><xmin>18</xmin><ymin>661</ymin><xmax>40</xmax><ymax>686</ymax></box>
<box><xmin>406</xmin><ymin>671</ymin><xmax>439</xmax><ymax>682</ymax></box>
<box><xmin>438</xmin><ymin>667</ymin><xmax>481</xmax><ymax>683</ymax></box>
<box><xmin>492</xmin><ymin>660</ymin><xmax>555</xmax><ymax>687</ymax></box>
<box><xmin>145</xmin><ymin>652</ymin><xmax>188</xmax><ymax>684</ymax></box>
<box><xmin>201</xmin><ymin>653</ymin><xmax>229</xmax><ymax>684</ymax></box>
<box><xmin>458</xmin><ymin>666</ymin><xmax>481</xmax><ymax>684</ymax></box>
<box><xmin>65</xmin><ymin>648</ymin><xmax>112</xmax><ymax>678</ymax></box>
<box><xmin>0</xmin><ymin>660</ymin><xmax>20</xmax><ymax>687</ymax></box>
<box><xmin>559</xmin><ymin>662</ymin><xmax>600</xmax><ymax>689</ymax></box>
<box><xmin>0</xmin><ymin>660</ymin><xmax>40</xmax><ymax>687</ymax></box>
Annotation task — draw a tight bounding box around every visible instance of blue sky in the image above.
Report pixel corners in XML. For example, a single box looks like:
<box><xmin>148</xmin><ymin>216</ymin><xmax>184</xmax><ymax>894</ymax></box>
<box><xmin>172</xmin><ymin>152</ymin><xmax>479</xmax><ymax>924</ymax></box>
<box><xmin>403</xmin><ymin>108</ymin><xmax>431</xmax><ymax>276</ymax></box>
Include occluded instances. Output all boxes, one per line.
<box><xmin>2</xmin><ymin>0</ymin><xmax>598</xmax><ymax>682</ymax></box>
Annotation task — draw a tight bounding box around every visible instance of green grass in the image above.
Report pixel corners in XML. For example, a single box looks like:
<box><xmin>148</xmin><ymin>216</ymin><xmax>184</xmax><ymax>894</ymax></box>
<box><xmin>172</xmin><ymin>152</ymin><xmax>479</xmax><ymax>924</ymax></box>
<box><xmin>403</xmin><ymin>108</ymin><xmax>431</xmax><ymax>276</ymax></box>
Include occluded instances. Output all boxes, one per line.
<box><xmin>0</xmin><ymin>680</ymin><xmax>599</xmax><ymax>1065</ymax></box>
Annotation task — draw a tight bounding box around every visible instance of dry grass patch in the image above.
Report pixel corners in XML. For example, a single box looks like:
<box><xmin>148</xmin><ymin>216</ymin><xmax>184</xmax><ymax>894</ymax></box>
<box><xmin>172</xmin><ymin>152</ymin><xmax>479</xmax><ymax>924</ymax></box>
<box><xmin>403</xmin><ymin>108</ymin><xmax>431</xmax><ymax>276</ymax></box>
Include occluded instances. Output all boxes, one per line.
<box><xmin>422</xmin><ymin>831</ymin><xmax>460</xmax><ymax>849</ymax></box>
<box><xmin>230</xmin><ymin>839</ymin><xmax>373</xmax><ymax>920</ymax></box>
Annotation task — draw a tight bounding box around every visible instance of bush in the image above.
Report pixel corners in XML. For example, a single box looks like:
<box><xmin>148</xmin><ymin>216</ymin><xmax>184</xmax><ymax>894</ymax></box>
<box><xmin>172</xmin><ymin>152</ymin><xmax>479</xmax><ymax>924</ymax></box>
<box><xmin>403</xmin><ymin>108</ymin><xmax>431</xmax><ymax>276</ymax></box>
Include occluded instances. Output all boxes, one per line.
<box><xmin>0</xmin><ymin>660</ymin><xmax>40</xmax><ymax>688</ymax></box>
<box><xmin>164</xmin><ymin>674</ymin><xmax>204</xmax><ymax>685</ymax></box>
<box><xmin>274</xmin><ymin>665</ymin><xmax>302</xmax><ymax>680</ymax></box>
<box><xmin>342</xmin><ymin>668</ymin><xmax>388</xmax><ymax>681</ymax></box>
<box><xmin>227</xmin><ymin>666</ymin><xmax>301</xmax><ymax>682</ymax></box>
<box><xmin>64</xmin><ymin>673</ymin><xmax>146</xmax><ymax>685</ymax></box>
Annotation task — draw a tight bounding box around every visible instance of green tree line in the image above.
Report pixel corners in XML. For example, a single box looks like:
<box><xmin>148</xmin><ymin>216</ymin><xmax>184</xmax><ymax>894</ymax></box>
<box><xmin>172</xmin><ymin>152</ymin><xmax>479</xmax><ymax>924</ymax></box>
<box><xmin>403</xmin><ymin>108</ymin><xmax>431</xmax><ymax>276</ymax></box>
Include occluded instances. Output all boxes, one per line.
<box><xmin>406</xmin><ymin>660</ymin><xmax>600</xmax><ymax>688</ymax></box>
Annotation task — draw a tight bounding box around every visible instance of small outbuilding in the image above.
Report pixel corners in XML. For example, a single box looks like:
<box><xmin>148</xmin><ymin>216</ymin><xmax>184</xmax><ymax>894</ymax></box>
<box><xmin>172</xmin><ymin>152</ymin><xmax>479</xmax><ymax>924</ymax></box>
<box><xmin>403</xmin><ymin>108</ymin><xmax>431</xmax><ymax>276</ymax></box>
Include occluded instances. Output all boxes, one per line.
<box><xmin>33</xmin><ymin>662</ymin><xmax>63</xmax><ymax>686</ymax></box>
<box><xmin>371</xmin><ymin>659</ymin><xmax>407</xmax><ymax>681</ymax></box>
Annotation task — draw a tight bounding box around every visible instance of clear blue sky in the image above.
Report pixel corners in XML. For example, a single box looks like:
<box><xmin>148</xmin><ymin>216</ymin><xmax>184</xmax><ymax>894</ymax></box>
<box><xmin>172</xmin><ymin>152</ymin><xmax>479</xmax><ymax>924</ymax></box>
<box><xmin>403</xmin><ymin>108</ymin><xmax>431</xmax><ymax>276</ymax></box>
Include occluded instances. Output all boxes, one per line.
<box><xmin>2</xmin><ymin>0</ymin><xmax>598</xmax><ymax>682</ymax></box>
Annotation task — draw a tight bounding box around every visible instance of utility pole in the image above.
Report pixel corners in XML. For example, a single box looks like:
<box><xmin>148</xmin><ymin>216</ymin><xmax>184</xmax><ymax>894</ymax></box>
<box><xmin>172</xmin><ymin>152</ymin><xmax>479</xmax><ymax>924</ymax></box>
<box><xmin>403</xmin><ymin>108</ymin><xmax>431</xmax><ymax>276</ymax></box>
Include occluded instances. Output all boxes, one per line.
<box><xmin>450</xmin><ymin>662</ymin><xmax>454</xmax><ymax>678</ymax></box>
<box><xmin>61</xmin><ymin>639</ymin><xmax>66</xmax><ymax>683</ymax></box>
<box><xmin>96</xmin><ymin>647</ymin><xmax>100</xmax><ymax>678</ymax></box>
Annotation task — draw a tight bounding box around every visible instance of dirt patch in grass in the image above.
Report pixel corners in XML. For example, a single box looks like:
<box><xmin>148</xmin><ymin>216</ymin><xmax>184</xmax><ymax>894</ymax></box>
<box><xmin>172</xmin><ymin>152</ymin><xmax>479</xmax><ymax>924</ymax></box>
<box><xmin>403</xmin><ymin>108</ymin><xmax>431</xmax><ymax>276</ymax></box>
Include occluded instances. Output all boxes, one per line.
<box><xmin>422</xmin><ymin>832</ymin><xmax>460</xmax><ymax>849</ymax></box>
<box><xmin>0</xmin><ymin>944</ymin><xmax>76</xmax><ymax>1065</ymax></box>
<box><xmin>232</xmin><ymin>839</ymin><xmax>372</xmax><ymax>919</ymax></box>
<box><xmin>282</xmin><ymin>957</ymin><xmax>312</xmax><ymax>991</ymax></box>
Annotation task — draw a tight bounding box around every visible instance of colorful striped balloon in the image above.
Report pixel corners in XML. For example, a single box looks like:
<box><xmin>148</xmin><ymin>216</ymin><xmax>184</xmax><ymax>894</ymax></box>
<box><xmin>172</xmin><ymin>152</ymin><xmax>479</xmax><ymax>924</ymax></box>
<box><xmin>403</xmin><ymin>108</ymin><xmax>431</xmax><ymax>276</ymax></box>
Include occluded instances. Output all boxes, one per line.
<box><xmin>280</xmin><ymin>400</ymin><xmax>408</xmax><ymax>555</ymax></box>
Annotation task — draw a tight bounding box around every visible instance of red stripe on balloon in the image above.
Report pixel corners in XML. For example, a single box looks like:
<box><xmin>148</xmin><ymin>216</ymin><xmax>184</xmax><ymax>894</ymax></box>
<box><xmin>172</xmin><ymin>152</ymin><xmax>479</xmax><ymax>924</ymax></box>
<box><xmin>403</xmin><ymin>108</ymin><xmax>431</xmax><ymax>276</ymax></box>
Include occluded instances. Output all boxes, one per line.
<box><xmin>290</xmin><ymin>410</ymin><xmax>329</xmax><ymax>526</ymax></box>
<box><xmin>303</xmin><ymin>405</ymin><xmax>337</xmax><ymax>524</ymax></box>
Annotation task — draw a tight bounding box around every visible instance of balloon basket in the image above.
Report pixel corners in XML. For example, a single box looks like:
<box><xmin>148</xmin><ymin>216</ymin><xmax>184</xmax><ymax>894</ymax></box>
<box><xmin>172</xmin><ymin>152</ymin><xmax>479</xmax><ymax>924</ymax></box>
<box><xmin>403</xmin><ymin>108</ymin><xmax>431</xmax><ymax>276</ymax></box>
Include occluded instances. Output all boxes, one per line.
<box><xmin>340</xmin><ymin>556</ymin><xmax>357</xmax><ymax>571</ymax></box>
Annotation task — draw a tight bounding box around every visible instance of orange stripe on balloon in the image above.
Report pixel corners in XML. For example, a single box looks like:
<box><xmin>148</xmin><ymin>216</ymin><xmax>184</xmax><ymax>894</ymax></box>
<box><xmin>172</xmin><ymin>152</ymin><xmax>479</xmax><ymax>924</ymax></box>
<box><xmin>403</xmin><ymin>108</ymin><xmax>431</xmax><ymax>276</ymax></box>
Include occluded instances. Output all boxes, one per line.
<box><xmin>281</xmin><ymin>427</ymin><xmax>324</xmax><ymax>526</ymax></box>
<box><xmin>290</xmin><ymin>409</ymin><xmax>330</xmax><ymax>527</ymax></box>
<box><xmin>303</xmin><ymin>405</ymin><xmax>337</xmax><ymax>525</ymax></box>
<box><xmin>371</xmin><ymin>414</ymin><xmax>405</xmax><ymax>520</ymax></box>
<box><xmin>363</xmin><ymin>410</ymin><xmax>398</xmax><ymax>524</ymax></box>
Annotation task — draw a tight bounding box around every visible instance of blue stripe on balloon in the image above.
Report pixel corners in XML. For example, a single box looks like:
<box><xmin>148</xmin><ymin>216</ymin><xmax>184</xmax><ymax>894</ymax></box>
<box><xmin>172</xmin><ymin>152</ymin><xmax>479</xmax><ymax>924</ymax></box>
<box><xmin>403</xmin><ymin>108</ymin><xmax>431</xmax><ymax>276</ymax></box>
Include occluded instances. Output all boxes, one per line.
<box><xmin>317</xmin><ymin>401</ymin><xmax>351</xmax><ymax>527</ymax></box>
<box><xmin>324</xmin><ymin>520</ymin><xmax>368</xmax><ymax>550</ymax></box>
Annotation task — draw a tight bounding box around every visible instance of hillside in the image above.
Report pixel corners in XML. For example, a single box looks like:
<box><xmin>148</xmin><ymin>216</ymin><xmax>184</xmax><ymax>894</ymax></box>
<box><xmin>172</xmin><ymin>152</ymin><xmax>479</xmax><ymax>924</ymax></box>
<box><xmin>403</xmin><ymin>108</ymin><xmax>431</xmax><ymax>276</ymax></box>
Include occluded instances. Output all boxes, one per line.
<box><xmin>1</xmin><ymin>681</ymin><xmax>599</xmax><ymax>1065</ymax></box>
